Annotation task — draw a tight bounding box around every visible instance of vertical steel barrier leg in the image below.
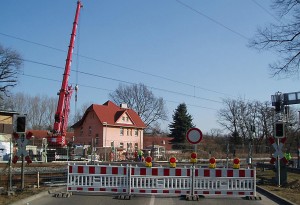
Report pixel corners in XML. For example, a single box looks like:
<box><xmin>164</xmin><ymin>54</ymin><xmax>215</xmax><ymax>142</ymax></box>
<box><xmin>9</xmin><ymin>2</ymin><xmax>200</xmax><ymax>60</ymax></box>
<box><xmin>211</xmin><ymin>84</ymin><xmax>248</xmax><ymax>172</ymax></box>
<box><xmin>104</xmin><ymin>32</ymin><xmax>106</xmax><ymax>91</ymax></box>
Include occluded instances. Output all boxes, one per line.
<box><xmin>254</xmin><ymin>167</ymin><xmax>256</xmax><ymax>197</ymax></box>
<box><xmin>186</xmin><ymin>166</ymin><xmax>198</xmax><ymax>201</ymax></box>
<box><xmin>128</xmin><ymin>164</ymin><xmax>131</xmax><ymax>196</ymax></box>
<box><xmin>192</xmin><ymin>165</ymin><xmax>195</xmax><ymax>197</ymax></box>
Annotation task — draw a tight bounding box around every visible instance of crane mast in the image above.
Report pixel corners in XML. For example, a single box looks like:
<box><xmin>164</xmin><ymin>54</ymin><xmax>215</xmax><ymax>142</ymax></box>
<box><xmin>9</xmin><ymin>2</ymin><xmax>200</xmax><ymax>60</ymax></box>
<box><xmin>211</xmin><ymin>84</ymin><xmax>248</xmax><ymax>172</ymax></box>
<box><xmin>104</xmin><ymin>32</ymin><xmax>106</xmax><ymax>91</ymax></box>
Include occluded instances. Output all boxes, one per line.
<box><xmin>48</xmin><ymin>1</ymin><xmax>83</xmax><ymax>147</ymax></box>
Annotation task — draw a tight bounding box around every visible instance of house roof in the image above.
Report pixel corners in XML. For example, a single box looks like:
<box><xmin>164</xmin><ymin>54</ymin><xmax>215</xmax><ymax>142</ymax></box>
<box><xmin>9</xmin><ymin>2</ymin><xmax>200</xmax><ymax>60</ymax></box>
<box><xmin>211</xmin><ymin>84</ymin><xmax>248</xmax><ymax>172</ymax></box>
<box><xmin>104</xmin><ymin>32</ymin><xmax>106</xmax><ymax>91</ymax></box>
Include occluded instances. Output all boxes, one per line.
<box><xmin>72</xmin><ymin>101</ymin><xmax>146</xmax><ymax>128</ymax></box>
<box><xmin>143</xmin><ymin>135</ymin><xmax>174</xmax><ymax>151</ymax></box>
<box><xmin>27</xmin><ymin>130</ymin><xmax>74</xmax><ymax>140</ymax></box>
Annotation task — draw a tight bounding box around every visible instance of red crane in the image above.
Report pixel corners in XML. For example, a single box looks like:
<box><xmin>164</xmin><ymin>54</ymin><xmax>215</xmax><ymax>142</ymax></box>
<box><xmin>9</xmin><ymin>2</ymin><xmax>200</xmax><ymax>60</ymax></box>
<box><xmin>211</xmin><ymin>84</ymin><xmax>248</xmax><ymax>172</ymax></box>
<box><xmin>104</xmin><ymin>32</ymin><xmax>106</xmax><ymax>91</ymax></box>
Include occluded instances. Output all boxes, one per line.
<box><xmin>47</xmin><ymin>1</ymin><xmax>83</xmax><ymax>147</ymax></box>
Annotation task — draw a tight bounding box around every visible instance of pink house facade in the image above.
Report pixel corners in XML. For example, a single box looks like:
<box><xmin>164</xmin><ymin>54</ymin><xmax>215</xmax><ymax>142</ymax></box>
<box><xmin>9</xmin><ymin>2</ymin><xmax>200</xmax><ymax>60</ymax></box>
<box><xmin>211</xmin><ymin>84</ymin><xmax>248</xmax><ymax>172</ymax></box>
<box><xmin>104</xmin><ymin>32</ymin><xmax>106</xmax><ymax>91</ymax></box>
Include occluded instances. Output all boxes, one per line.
<box><xmin>71</xmin><ymin>101</ymin><xmax>146</xmax><ymax>154</ymax></box>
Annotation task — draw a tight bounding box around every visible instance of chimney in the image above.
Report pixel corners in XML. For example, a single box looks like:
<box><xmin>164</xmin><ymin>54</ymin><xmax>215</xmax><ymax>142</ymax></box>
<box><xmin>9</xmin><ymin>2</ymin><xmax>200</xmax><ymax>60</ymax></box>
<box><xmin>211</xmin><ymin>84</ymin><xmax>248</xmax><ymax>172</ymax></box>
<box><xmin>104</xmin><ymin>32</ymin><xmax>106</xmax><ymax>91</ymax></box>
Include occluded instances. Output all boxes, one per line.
<box><xmin>120</xmin><ymin>103</ymin><xmax>128</xmax><ymax>109</ymax></box>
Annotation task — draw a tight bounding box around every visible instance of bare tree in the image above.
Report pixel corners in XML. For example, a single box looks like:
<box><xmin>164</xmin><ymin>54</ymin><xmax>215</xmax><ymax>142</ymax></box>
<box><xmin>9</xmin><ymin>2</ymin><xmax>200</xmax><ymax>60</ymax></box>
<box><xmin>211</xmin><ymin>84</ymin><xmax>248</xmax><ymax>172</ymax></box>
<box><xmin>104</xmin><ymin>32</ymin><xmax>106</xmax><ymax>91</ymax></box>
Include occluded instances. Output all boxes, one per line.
<box><xmin>249</xmin><ymin>0</ymin><xmax>300</xmax><ymax>77</ymax></box>
<box><xmin>0</xmin><ymin>44</ymin><xmax>22</xmax><ymax>98</ymax></box>
<box><xmin>2</xmin><ymin>92</ymin><xmax>57</xmax><ymax>130</ymax></box>
<box><xmin>109</xmin><ymin>83</ymin><xmax>168</xmax><ymax>129</ymax></box>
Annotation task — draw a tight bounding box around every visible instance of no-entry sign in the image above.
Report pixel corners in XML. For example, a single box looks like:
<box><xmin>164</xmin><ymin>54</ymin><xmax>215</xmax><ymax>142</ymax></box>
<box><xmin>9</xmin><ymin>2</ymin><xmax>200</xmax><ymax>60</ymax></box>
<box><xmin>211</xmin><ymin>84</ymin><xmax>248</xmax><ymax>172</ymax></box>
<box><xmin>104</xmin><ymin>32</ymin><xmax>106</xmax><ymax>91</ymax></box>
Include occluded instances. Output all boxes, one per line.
<box><xmin>186</xmin><ymin>128</ymin><xmax>203</xmax><ymax>144</ymax></box>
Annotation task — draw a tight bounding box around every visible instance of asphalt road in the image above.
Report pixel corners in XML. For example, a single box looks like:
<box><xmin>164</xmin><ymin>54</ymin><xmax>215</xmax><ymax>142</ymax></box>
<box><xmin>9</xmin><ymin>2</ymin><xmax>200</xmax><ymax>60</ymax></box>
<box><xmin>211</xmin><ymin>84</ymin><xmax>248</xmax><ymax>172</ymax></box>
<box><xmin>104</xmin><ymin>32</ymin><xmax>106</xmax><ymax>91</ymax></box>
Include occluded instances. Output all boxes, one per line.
<box><xmin>22</xmin><ymin>192</ymin><xmax>282</xmax><ymax>205</ymax></box>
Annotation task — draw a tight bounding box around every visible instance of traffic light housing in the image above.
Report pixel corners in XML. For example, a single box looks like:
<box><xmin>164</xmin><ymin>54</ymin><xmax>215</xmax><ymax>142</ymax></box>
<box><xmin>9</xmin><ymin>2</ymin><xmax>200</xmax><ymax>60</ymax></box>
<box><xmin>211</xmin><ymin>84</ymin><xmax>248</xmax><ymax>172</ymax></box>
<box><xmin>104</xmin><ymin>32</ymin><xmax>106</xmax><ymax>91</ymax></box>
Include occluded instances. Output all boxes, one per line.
<box><xmin>16</xmin><ymin>116</ymin><xmax>26</xmax><ymax>132</ymax></box>
<box><xmin>274</xmin><ymin>122</ymin><xmax>284</xmax><ymax>138</ymax></box>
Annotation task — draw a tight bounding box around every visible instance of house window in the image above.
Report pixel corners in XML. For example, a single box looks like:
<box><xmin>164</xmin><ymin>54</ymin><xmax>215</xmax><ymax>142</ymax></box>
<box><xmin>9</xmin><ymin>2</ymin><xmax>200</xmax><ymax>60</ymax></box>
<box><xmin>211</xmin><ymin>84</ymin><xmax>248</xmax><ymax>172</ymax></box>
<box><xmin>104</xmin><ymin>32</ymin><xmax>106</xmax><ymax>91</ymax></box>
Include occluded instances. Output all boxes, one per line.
<box><xmin>95</xmin><ymin>134</ymin><xmax>99</xmax><ymax>145</ymax></box>
<box><xmin>134</xmin><ymin>143</ymin><xmax>138</xmax><ymax>150</ymax></box>
<box><xmin>130</xmin><ymin>129</ymin><xmax>132</xmax><ymax>136</ymax></box>
<box><xmin>111</xmin><ymin>141</ymin><xmax>115</xmax><ymax>148</ymax></box>
<box><xmin>120</xmin><ymin>142</ymin><xmax>124</xmax><ymax>148</ymax></box>
<box><xmin>120</xmin><ymin>127</ymin><xmax>124</xmax><ymax>136</ymax></box>
<box><xmin>134</xmin><ymin>129</ymin><xmax>138</xmax><ymax>136</ymax></box>
<box><xmin>122</xmin><ymin>116</ymin><xmax>125</xmax><ymax>121</ymax></box>
<box><xmin>80</xmin><ymin>127</ymin><xmax>83</xmax><ymax>136</ymax></box>
<box><xmin>126</xmin><ymin>117</ymin><xmax>129</xmax><ymax>122</ymax></box>
<box><xmin>127</xmin><ymin>129</ymin><xmax>129</xmax><ymax>136</ymax></box>
<box><xmin>89</xmin><ymin>126</ymin><xmax>92</xmax><ymax>136</ymax></box>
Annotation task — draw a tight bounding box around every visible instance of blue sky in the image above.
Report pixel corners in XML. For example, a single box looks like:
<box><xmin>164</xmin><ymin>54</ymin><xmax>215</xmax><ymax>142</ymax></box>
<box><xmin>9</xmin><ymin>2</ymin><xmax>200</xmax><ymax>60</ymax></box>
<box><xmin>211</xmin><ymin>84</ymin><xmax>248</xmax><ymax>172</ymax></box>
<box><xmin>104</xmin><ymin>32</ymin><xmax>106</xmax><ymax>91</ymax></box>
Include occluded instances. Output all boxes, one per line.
<box><xmin>1</xmin><ymin>0</ymin><xmax>299</xmax><ymax>133</ymax></box>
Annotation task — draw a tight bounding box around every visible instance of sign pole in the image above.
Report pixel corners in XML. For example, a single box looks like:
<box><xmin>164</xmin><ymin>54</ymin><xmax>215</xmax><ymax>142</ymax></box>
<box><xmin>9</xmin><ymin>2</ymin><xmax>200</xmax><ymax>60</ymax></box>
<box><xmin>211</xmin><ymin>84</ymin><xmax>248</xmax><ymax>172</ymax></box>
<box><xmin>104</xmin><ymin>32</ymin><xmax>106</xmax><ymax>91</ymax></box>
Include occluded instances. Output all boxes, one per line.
<box><xmin>277</xmin><ymin>138</ymin><xmax>281</xmax><ymax>187</ymax></box>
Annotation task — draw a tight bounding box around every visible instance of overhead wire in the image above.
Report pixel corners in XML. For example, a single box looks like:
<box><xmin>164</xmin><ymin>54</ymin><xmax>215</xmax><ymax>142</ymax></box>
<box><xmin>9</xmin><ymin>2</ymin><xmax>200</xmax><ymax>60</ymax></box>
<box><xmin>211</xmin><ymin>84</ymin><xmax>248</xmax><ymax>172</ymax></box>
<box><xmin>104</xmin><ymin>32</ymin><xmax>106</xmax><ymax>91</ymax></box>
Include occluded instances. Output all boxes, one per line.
<box><xmin>22</xmin><ymin>58</ymin><xmax>222</xmax><ymax>104</ymax></box>
<box><xmin>175</xmin><ymin>0</ymin><xmax>249</xmax><ymax>41</ymax></box>
<box><xmin>0</xmin><ymin>32</ymin><xmax>234</xmax><ymax>98</ymax></box>
<box><xmin>21</xmin><ymin>73</ymin><xmax>218</xmax><ymax>110</ymax></box>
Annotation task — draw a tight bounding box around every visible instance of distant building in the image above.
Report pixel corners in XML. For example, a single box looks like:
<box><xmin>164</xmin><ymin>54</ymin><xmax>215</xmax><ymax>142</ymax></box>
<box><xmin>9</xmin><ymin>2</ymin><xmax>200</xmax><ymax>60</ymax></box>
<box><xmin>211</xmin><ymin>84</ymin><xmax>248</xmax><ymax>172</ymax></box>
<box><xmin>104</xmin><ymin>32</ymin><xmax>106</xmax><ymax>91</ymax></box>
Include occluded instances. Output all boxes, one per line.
<box><xmin>71</xmin><ymin>101</ymin><xmax>146</xmax><ymax>161</ymax></box>
<box><xmin>0</xmin><ymin>111</ymin><xmax>16</xmax><ymax>161</ymax></box>
<box><xmin>143</xmin><ymin>134</ymin><xmax>174</xmax><ymax>160</ymax></box>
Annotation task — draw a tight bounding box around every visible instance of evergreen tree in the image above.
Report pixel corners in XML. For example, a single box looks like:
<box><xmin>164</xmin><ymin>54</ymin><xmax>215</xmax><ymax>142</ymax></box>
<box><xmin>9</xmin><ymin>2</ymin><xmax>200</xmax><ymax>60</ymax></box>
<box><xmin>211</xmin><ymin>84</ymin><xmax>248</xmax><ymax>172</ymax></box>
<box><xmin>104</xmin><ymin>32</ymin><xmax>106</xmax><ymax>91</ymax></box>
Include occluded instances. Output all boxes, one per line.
<box><xmin>169</xmin><ymin>103</ymin><xmax>194</xmax><ymax>150</ymax></box>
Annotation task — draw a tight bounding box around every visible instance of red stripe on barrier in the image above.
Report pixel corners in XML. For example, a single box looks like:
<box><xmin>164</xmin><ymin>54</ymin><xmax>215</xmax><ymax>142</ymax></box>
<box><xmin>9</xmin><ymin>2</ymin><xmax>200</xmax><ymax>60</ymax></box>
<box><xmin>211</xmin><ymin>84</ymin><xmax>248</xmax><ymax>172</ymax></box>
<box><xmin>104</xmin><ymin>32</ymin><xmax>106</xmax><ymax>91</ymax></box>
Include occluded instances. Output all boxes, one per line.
<box><xmin>164</xmin><ymin>168</ymin><xmax>170</xmax><ymax>176</ymax></box>
<box><xmin>140</xmin><ymin>190</ymin><xmax>146</xmax><ymax>193</ymax></box>
<box><xmin>204</xmin><ymin>169</ymin><xmax>210</xmax><ymax>177</ymax></box>
<box><xmin>203</xmin><ymin>191</ymin><xmax>209</xmax><ymax>194</ymax></box>
<box><xmin>112</xmin><ymin>167</ymin><xmax>118</xmax><ymax>174</ymax></box>
<box><xmin>195</xmin><ymin>169</ymin><xmax>198</xmax><ymax>176</ymax></box>
<box><xmin>89</xmin><ymin>166</ymin><xmax>95</xmax><ymax>174</ymax></box>
<box><xmin>140</xmin><ymin>168</ymin><xmax>146</xmax><ymax>175</ymax></box>
<box><xmin>216</xmin><ymin>169</ymin><xmax>221</xmax><ymax>177</ymax></box>
<box><xmin>101</xmin><ymin>167</ymin><xmax>106</xmax><ymax>174</ymax></box>
<box><xmin>227</xmin><ymin>192</ymin><xmax>233</xmax><ymax>195</ymax></box>
<box><xmin>227</xmin><ymin>170</ymin><xmax>233</xmax><ymax>177</ymax></box>
<box><xmin>77</xmin><ymin>187</ymin><xmax>83</xmax><ymax>191</ymax></box>
<box><xmin>238</xmin><ymin>192</ymin><xmax>245</xmax><ymax>195</ymax></box>
<box><xmin>175</xmin><ymin>169</ymin><xmax>181</xmax><ymax>176</ymax></box>
<box><xmin>175</xmin><ymin>190</ymin><xmax>181</xmax><ymax>194</ymax></box>
<box><xmin>215</xmin><ymin>191</ymin><xmax>221</xmax><ymax>194</ymax></box>
<box><xmin>187</xmin><ymin>169</ymin><xmax>190</xmax><ymax>176</ymax></box>
<box><xmin>251</xmin><ymin>170</ymin><xmax>254</xmax><ymax>177</ymax></box>
<box><xmin>112</xmin><ymin>189</ymin><xmax>117</xmax><ymax>192</ymax></box>
<box><xmin>68</xmin><ymin>187</ymin><xmax>71</xmax><ymax>190</ymax></box>
<box><xmin>88</xmin><ymin>187</ymin><xmax>94</xmax><ymax>191</ymax></box>
<box><xmin>152</xmin><ymin>168</ymin><xmax>158</xmax><ymax>176</ymax></box>
<box><xmin>100</xmin><ymin>188</ymin><xmax>106</xmax><ymax>191</ymax></box>
<box><xmin>151</xmin><ymin>190</ymin><xmax>158</xmax><ymax>193</ymax></box>
<box><xmin>163</xmin><ymin>190</ymin><xmax>169</xmax><ymax>193</ymax></box>
<box><xmin>239</xmin><ymin>170</ymin><xmax>245</xmax><ymax>177</ymax></box>
<box><xmin>123</xmin><ymin>167</ymin><xmax>127</xmax><ymax>175</ymax></box>
<box><xmin>69</xmin><ymin>166</ymin><xmax>73</xmax><ymax>173</ymax></box>
<box><xmin>78</xmin><ymin>166</ymin><xmax>83</xmax><ymax>173</ymax></box>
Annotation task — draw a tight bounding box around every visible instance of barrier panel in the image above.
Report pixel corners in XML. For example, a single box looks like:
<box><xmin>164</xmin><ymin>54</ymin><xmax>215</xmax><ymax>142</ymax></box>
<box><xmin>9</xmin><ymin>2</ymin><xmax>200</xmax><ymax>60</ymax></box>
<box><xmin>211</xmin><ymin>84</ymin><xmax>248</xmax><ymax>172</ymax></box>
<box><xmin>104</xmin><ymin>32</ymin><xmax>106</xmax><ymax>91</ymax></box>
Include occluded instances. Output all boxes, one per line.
<box><xmin>67</xmin><ymin>164</ymin><xmax>256</xmax><ymax>198</ymax></box>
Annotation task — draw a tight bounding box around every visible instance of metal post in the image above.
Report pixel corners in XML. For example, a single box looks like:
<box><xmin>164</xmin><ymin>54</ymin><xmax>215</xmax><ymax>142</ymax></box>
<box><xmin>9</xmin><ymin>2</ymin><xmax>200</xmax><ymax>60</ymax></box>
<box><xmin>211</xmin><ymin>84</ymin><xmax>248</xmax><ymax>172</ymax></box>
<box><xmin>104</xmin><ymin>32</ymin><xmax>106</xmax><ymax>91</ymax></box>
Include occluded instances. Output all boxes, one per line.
<box><xmin>104</xmin><ymin>122</ymin><xmax>107</xmax><ymax>161</ymax></box>
<box><xmin>21</xmin><ymin>155</ymin><xmax>25</xmax><ymax>190</ymax></box>
<box><xmin>277</xmin><ymin>138</ymin><xmax>281</xmax><ymax>187</ymax></box>
<box><xmin>37</xmin><ymin>172</ymin><xmax>40</xmax><ymax>189</ymax></box>
<box><xmin>9</xmin><ymin>136</ymin><xmax>12</xmax><ymax>191</ymax></box>
<box><xmin>226</xmin><ymin>143</ymin><xmax>229</xmax><ymax>168</ymax></box>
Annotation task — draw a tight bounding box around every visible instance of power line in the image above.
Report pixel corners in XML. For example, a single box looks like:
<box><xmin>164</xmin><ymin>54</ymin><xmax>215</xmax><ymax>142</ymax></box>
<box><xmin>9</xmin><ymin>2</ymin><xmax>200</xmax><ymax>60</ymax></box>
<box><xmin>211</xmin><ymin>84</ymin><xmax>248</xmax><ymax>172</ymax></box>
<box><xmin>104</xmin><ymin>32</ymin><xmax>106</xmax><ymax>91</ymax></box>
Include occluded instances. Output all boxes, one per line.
<box><xmin>0</xmin><ymin>32</ymin><xmax>234</xmax><ymax>98</ymax></box>
<box><xmin>22</xmin><ymin>58</ymin><xmax>222</xmax><ymax>103</ymax></box>
<box><xmin>175</xmin><ymin>0</ymin><xmax>249</xmax><ymax>40</ymax></box>
<box><xmin>251</xmin><ymin>0</ymin><xmax>282</xmax><ymax>23</ymax></box>
<box><xmin>22</xmin><ymin>73</ymin><xmax>219</xmax><ymax>110</ymax></box>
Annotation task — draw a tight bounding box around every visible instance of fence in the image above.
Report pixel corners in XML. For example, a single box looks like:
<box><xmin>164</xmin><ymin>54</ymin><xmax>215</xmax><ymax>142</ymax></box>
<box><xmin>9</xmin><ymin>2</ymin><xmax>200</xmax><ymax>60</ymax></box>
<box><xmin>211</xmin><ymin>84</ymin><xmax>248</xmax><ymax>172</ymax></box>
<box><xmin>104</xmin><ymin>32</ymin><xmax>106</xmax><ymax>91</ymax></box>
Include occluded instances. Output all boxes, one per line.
<box><xmin>67</xmin><ymin>164</ymin><xmax>256</xmax><ymax>198</ymax></box>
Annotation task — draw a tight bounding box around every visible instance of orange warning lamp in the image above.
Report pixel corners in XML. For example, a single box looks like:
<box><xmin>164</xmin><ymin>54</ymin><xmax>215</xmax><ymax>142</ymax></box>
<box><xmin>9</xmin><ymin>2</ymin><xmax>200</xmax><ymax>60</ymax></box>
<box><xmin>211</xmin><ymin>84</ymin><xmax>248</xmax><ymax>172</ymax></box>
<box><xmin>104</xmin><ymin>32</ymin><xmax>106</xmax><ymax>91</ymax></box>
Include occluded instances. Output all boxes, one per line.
<box><xmin>209</xmin><ymin>157</ymin><xmax>216</xmax><ymax>169</ymax></box>
<box><xmin>190</xmin><ymin>152</ymin><xmax>197</xmax><ymax>163</ymax></box>
<box><xmin>233</xmin><ymin>158</ymin><xmax>240</xmax><ymax>169</ymax></box>
<box><xmin>169</xmin><ymin>156</ymin><xmax>176</xmax><ymax>168</ymax></box>
<box><xmin>145</xmin><ymin>156</ymin><xmax>152</xmax><ymax>167</ymax></box>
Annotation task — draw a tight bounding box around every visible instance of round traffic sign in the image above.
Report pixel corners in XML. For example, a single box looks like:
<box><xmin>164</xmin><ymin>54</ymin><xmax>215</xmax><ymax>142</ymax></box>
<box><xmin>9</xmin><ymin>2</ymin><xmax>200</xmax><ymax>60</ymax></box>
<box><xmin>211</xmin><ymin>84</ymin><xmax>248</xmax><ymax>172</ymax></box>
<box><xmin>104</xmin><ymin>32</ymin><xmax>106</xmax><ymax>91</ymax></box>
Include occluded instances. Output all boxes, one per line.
<box><xmin>186</xmin><ymin>128</ymin><xmax>203</xmax><ymax>144</ymax></box>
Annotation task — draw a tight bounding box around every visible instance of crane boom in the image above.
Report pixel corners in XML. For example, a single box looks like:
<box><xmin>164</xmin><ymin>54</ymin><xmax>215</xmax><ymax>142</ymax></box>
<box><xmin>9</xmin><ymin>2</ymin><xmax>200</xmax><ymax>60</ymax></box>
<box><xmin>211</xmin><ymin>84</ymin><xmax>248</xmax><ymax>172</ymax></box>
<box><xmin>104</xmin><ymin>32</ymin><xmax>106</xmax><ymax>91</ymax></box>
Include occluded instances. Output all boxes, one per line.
<box><xmin>48</xmin><ymin>1</ymin><xmax>83</xmax><ymax>147</ymax></box>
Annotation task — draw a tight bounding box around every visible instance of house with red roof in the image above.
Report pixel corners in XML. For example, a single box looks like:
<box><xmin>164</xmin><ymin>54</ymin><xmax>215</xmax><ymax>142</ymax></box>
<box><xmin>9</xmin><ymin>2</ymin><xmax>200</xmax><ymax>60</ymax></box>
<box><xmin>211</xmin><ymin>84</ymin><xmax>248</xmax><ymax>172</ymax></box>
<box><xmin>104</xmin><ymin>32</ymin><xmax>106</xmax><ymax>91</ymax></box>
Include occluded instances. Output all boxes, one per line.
<box><xmin>71</xmin><ymin>101</ymin><xmax>146</xmax><ymax>160</ymax></box>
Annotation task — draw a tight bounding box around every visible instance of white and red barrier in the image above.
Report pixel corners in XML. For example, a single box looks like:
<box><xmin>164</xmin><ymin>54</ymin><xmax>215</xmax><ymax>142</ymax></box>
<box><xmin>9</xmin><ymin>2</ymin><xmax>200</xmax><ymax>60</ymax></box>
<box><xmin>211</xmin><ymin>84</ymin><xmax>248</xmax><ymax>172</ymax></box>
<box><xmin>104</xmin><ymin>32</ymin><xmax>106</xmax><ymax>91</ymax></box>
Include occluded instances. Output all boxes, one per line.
<box><xmin>67</xmin><ymin>164</ymin><xmax>256</xmax><ymax>198</ymax></box>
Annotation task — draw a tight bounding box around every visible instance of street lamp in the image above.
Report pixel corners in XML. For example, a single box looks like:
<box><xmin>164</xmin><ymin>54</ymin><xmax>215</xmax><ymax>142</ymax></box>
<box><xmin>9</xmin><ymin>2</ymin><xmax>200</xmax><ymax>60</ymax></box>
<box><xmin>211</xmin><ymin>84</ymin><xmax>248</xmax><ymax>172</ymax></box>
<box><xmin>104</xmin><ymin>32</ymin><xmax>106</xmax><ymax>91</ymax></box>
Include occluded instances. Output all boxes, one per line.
<box><xmin>103</xmin><ymin>122</ymin><xmax>107</xmax><ymax>161</ymax></box>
